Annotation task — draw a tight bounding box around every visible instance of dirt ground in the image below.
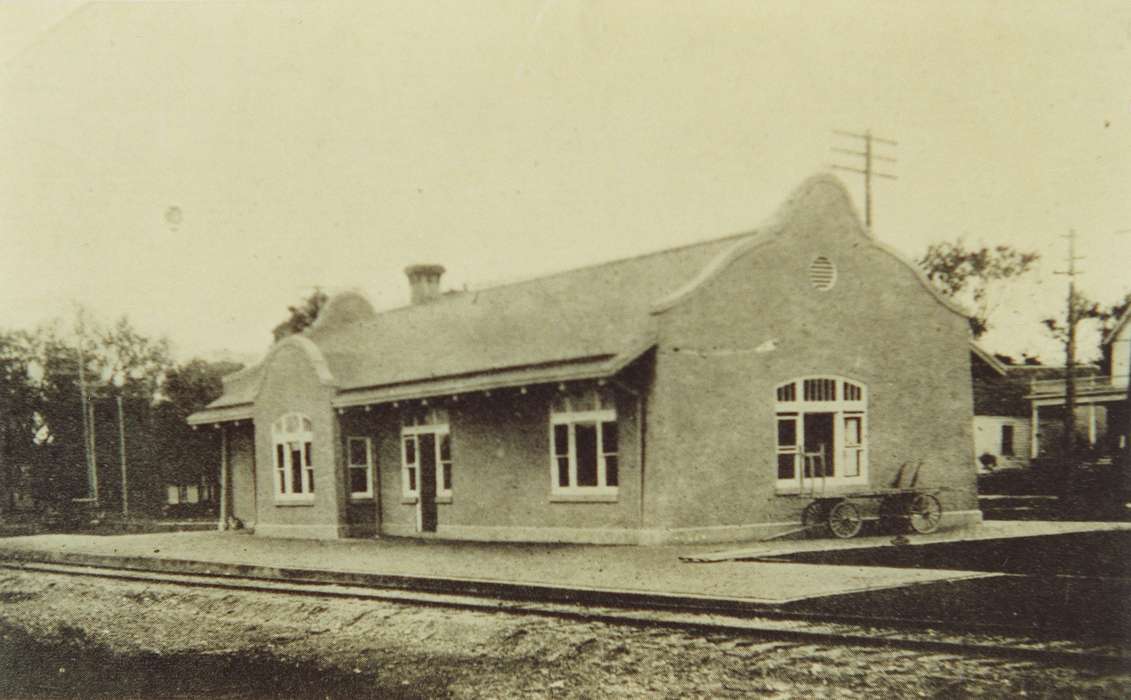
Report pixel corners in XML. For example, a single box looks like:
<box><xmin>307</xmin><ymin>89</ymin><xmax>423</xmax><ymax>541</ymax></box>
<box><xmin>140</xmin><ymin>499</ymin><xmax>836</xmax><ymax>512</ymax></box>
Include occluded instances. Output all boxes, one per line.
<box><xmin>0</xmin><ymin>569</ymin><xmax>1128</xmax><ymax>699</ymax></box>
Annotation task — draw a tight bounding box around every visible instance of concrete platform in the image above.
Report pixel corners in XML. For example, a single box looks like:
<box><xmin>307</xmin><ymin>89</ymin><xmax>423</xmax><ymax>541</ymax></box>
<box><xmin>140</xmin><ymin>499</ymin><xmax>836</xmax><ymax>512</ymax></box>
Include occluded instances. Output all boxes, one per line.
<box><xmin>0</xmin><ymin>528</ymin><xmax>1012</xmax><ymax>608</ymax></box>
<box><xmin>682</xmin><ymin>520</ymin><xmax>1131</xmax><ymax>563</ymax></box>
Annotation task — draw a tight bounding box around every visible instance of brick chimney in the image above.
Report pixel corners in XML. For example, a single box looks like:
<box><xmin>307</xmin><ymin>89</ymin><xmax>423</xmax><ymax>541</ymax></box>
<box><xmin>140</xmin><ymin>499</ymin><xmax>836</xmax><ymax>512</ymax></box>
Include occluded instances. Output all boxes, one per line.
<box><xmin>404</xmin><ymin>264</ymin><xmax>446</xmax><ymax>304</ymax></box>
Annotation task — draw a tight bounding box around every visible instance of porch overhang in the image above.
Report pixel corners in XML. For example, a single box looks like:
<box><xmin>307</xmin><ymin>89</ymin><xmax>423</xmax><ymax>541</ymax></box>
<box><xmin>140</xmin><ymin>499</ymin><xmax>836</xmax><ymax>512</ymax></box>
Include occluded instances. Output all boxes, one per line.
<box><xmin>1029</xmin><ymin>393</ymin><xmax>1128</xmax><ymax>408</ymax></box>
<box><xmin>331</xmin><ymin>342</ymin><xmax>654</xmax><ymax>410</ymax></box>
<box><xmin>187</xmin><ymin>403</ymin><xmax>254</xmax><ymax>426</ymax></box>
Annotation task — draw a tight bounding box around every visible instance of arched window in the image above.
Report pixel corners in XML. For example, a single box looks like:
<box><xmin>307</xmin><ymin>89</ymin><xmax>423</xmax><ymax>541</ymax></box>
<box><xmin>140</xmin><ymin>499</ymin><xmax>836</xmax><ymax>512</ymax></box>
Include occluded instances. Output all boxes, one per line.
<box><xmin>272</xmin><ymin>413</ymin><xmax>314</xmax><ymax>500</ymax></box>
<box><xmin>774</xmin><ymin>377</ymin><xmax>867</xmax><ymax>490</ymax></box>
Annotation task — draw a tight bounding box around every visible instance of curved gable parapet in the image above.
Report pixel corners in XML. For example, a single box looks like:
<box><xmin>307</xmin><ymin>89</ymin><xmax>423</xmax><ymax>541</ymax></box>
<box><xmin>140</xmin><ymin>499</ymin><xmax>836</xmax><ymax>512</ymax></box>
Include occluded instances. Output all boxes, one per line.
<box><xmin>650</xmin><ymin>172</ymin><xmax>971</xmax><ymax>324</ymax></box>
<box><xmin>220</xmin><ymin>362</ymin><xmax>260</xmax><ymax>389</ymax></box>
<box><xmin>650</xmin><ymin>230</ymin><xmax>776</xmax><ymax>314</ymax></box>
<box><xmin>773</xmin><ymin>172</ymin><xmax>863</xmax><ymax>228</ymax></box>
<box><xmin>253</xmin><ymin>334</ymin><xmax>338</xmax><ymax>399</ymax></box>
<box><xmin>306</xmin><ymin>289</ymin><xmax>378</xmax><ymax>337</ymax></box>
<box><xmin>867</xmin><ymin>238</ymin><xmax>971</xmax><ymax>320</ymax></box>
<box><xmin>650</xmin><ymin>174</ymin><xmax>847</xmax><ymax>316</ymax></box>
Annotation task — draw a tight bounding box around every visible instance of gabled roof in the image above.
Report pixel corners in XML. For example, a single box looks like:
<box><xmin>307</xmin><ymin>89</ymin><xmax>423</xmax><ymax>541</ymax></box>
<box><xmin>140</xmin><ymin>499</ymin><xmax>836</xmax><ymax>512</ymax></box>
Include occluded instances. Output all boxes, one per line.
<box><xmin>1103</xmin><ymin>310</ymin><xmax>1130</xmax><ymax>347</ymax></box>
<box><xmin>189</xmin><ymin>227</ymin><xmax>750</xmax><ymax>424</ymax></box>
<box><xmin>189</xmin><ymin>173</ymin><xmax>972</xmax><ymax>424</ymax></box>
<box><xmin>307</xmin><ymin>230</ymin><xmax>745</xmax><ymax>400</ymax></box>
<box><xmin>969</xmin><ymin>343</ymin><xmax>1007</xmax><ymax>376</ymax></box>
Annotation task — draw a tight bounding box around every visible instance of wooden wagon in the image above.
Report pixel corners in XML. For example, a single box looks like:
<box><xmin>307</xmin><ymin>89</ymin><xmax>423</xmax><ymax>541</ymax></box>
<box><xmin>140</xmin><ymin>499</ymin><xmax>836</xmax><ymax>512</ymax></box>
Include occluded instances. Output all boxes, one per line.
<box><xmin>771</xmin><ymin>457</ymin><xmax>944</xmax><ymax>540</ymax></box>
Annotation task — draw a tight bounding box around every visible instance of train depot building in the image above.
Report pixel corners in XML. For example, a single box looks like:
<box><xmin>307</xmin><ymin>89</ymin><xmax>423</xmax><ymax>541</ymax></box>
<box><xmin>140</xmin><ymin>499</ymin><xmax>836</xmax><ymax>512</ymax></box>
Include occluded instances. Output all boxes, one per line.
<box><xmin>188</xmin><ymin>175</ymin><xmax>981</xmax><ymax>544</ymax></box>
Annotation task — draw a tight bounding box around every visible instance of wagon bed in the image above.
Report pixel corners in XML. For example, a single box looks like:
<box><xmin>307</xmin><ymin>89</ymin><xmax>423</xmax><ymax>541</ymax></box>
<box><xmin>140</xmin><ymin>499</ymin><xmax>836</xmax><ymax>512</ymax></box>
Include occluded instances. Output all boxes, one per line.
<box><xmin>769</xmin><ymin>461</ymin><xmax>945</xmax><ymax>540</ymax></box>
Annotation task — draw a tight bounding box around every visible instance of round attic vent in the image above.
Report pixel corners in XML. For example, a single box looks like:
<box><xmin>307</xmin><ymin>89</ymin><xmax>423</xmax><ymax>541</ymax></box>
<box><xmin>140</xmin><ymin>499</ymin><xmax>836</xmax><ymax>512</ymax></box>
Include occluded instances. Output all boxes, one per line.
<box><xmin>808</xmin><ymin>256</ymin><xmax>837</xmax><ymax>291</ymax></box>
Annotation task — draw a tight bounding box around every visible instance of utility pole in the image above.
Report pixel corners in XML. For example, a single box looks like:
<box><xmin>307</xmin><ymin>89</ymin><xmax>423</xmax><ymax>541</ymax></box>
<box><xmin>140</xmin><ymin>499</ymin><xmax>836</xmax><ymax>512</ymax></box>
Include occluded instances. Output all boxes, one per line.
<box><xmin>831</xmin><ymin>129</ymin><xmax>898</xmax><ymax>231</ymax></box>
<box><xmin>116</xmin><ymin>395</ymin><xmax>128</xmax><ymax>519</ymax></box>
<box><xmin>1115</xmin><ymin>229</ymin><xmax>1131</xmax><ymax>483</ymax></box>
<box><xmin>75</xmin><ymin>314</ymin><xmax>98</xmax><ymax>504</ymax></box>
<box><xmin>1054</xmin><ymin>229</ymin><xmax>1084</xmax><ymax>470</ymax></box>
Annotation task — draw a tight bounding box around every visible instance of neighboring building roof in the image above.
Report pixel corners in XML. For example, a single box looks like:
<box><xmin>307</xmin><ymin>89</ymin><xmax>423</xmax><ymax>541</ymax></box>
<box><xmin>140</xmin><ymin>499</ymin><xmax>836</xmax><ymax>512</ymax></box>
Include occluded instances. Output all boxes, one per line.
<box><xmin>970</xmin><ymin>343</ymin><xmax>1007</xmax><ymax>376</ymax></box>
<box><xmin>1103</xmin><ymin>309</ymin><xmax>1130</xmax><ymax>347</ymax></box>
<box><xmin>189</xmin><ymin>173</ymin><xmax>973</xmax><ymax>424</ymax></box>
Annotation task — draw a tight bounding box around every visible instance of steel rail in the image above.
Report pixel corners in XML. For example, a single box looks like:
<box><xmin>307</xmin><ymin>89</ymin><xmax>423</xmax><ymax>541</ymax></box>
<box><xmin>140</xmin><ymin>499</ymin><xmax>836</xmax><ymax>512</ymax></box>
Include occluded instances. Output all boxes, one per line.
<box><xmin>2</xmin><ymin>561</ymin><xmax>1126</xmax><ymax>673</ymax></box>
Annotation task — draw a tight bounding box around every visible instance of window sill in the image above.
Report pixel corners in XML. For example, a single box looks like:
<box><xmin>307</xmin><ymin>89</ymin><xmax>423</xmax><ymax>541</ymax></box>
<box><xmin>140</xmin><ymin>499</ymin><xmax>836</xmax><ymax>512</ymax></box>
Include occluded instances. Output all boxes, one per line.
<box><xmin>550</xmin><ymin>492</ymin><xmax>619</xmax><ymax>503</ymax></box>
<box><xmin>274</xmin><ymin>497</ymin><xmax>315</xmax><ymax>507</ymax></box>
<box><xmin>774</xmin><ymin>481</ymin><xmax>868</xmax><ymax>497</ymax></box>
<box><xmin>401</xmin><ymin>495</ymin><xmax>453</xmax><ymax>505</ymax></box>
<box><xmin>349</xmin><ymin>495</ymin><xmax>375</xmax><ymax>503</ymax></box>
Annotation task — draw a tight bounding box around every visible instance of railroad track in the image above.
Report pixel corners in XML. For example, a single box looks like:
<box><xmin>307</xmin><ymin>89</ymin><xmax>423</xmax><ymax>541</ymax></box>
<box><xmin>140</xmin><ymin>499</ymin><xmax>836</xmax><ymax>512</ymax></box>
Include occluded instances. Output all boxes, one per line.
<box><xmin>2</xmin><ymin>560</ymin><xmax>1127</xmax><ymax>672</ymax></box>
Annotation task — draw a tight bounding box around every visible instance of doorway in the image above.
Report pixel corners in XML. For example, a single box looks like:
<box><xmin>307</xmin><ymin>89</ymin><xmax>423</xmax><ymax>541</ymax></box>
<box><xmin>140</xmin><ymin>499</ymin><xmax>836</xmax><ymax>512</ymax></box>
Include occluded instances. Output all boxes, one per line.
<box><xmin>417</xmin><ymin>432</ymin><xmax>437</xmax><ymax>532</ymax></box>
<box><xmin>803</xmin><ymin>412</ymin><xmax>835</xmax><ymax>477</ymax></box>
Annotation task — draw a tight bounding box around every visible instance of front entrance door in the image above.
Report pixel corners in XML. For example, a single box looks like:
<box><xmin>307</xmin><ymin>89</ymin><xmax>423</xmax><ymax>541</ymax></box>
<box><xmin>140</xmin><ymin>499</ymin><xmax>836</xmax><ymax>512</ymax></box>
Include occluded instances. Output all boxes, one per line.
<box><xmin>417</xmin><ymin>432</ymin><xmax>438</xmax><ymax>532</ymax></box>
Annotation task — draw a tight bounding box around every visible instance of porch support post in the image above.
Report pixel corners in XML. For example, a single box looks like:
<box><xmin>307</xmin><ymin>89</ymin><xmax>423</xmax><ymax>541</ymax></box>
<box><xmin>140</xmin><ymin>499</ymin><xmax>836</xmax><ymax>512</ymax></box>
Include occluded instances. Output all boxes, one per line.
<box><xmin>218</xmin><ymin>425</ymin><xmax>229</xmax><ymax>531</ymax></box>
<box><xmin>1088</xmin><ymin>403</ymin><xmax>1097</xmax><ymax>446</ymax></box>
<box><xmin>1030</xmin><ymin>402</ymin><xmax>1039</xmax><ymax>459</ymax></box>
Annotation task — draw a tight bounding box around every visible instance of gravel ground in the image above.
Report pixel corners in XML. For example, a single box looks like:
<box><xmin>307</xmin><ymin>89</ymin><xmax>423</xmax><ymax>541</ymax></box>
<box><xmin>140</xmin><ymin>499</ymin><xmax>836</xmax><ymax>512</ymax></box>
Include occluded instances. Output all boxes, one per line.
<box><xmin>0</xmin><ymin>569</ymin><xmax>1128</xmax><ymax>699</ymax></box>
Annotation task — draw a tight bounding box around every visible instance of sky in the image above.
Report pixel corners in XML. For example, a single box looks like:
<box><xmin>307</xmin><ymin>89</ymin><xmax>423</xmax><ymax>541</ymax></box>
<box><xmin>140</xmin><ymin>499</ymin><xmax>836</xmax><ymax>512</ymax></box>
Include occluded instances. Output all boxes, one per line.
<box><xmin>1</xmin><ymin>0</ymin><xmax>1129</xmax><ymax>365</ymax></box>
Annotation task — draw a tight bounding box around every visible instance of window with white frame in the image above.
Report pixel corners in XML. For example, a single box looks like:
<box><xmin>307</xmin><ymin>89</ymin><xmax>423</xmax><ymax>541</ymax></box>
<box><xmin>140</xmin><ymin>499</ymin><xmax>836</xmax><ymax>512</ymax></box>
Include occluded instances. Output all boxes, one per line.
<box><xmin>347</xmin><ymin>436</ymin><xmax>374</xmax><ymax>499</ymax></box>
<box><xmin>774</xmin><ymin>377</ymin><xmax>867</xmax><ymax>490</ymax></box>
<box><xmin>272</xmin><ymin>413</ymin><xmax>314</xmax><ymax>500</ymax></box>
<box><xmin>401</xmin><ymin>408</ymin><xmax>452</xmax><ymax>499</ymax></box>
<box><xmin>165</xmin><ymin>484</ymin><xmax>204</xmax><ymax>505</ymax></box>
<box><xmin>550</xmin><ymin>387</ymin><xmax>618</xmax><ymax>496</ymax></box>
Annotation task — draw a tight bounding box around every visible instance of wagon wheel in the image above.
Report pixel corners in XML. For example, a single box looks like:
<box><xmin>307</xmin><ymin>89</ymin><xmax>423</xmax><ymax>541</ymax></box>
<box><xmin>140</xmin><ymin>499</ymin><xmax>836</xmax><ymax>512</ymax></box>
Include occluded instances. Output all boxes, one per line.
<box><xmin>801</xmin><ymin>501</ymin><xmax>829</xmax><ymax>535</ymax></box>
<box><xmin>907</xmin><ymin>494</ymin><xmax>942</xmax><ymax>534</ymax></box>
<box><xmin>827</xmin><ymin>501</ymin><xmax>863</xmax><ymax>539</ymax></box>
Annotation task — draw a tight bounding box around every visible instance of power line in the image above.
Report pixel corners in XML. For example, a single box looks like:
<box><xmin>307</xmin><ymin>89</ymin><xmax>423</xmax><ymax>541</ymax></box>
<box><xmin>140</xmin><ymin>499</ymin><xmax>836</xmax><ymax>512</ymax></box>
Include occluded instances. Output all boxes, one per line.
<box><xmin>830</xmin><ymin>130</ymin><xmax>898</xmax><ymax>231</ymax></box>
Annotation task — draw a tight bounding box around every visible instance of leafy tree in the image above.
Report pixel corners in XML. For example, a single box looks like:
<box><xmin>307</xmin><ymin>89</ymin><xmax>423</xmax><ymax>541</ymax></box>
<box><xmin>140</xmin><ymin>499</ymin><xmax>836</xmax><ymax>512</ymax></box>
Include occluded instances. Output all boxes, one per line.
<box><xmin>271</xmin><ymin>288</ymin><xmax>328</xmax><ymax>343</ymax></box>
<box><xmin>6</xmin><ymin>312</ymin><xmax>176</xmax><ymax>506</ymax></box>
<box><xmin>1042</xmin><ymin>289</ymin><xmax>1130</xmax><ymax>372</ymax></box>
<box><xmin>0</xmin><ymin>330</ymin><xmax>40</xmax><ymax>508</ymax></box>
<box><xmin>161</xmin><ymin>359</ymin><xmax>243</xmax><ymax>418</ymax></box>
<box><xmin>918</xmin><ymin>240</ymin><xmax>1039</xmax><ymax>337</ymax></box>
<box><xmin>151</xmin><ymin>358</ymin><xmax>244</xmax><ymax>511</ymax></box>
<box><xmin>91</xmin><ymin>316</ymin><xmax>172</xmax><ymax>401</ymax></box>
<box><xmin>1039</xmin><ymin>290</ymin><xmax>1129</xmax><ymax>475</ymax></box>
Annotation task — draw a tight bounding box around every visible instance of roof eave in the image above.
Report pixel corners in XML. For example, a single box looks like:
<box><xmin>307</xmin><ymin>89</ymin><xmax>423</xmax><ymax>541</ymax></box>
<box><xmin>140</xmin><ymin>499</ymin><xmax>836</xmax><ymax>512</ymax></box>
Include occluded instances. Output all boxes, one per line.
<box><xmin>187</xmin><ymin>403</ymin><xmax>254</xmax><ymax>426</ymax></box>
<box><xmin>970</xmin><ymin>342</ymin><xmax>1008</xmax><ymax>376</ymax></box>
<box><xmin>1102</xmin><ymin>312</ymin><xmax>1130</xmax><ymax>347</ymax></box>
<box><xmin>332</xmin><ymin>341</ymin><xmax>655</xmax><ymax>409</ymax></box>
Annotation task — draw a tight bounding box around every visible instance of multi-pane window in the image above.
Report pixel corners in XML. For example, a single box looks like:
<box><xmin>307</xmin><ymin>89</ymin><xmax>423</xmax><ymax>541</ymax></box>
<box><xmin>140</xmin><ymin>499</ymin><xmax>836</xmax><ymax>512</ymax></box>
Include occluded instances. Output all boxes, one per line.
<box><xmin>272</xmin><ymin>413</ymin><xmax>314</xmax><ymax>500</ymax></box>
<box><xmin>842</xmin><ymin>415</ymin><xmax>864</xmax><ymax>477</ymax></box>
<box><xmin>347</xmin><ymin>437</ymin><xmax>373</xmax><ymax>499</ymax></box>
<box><xmin>776</xmin><ymin>415</ymin><xmax>799</xmax><ymax>480</ymax></box>
<box><xmin>165</xmin><ymin>484</ymin><xmax>201</xmax><ymax>505</ymax></box>
<box><xmin>774</xmin><ymin>378</ymin><xmax>867</xmax><ymax>489</ymax></box>
<box><xmin>401</xmin><ymin>408</ymin><xmax>452</xmax><ymax>499</ymax></box>
<box><xmin>550</xmin><ymin>388</ymin><xmax>618</xmax><ymax>495</ymax></box>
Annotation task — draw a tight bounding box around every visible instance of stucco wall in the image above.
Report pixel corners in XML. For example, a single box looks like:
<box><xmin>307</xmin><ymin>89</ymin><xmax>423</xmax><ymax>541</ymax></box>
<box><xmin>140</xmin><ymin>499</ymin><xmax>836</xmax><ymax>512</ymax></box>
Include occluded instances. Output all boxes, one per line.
<box><xmin>252</xmin><ymin>342</ymin><xmax>345</xmax><ymax>539</ymax></box>
<box><xmin>644</xmin><ymin>181</ymin><xmax>979</xmax><ymax>539</ymax></box>
<box><xmin>341</xmin><ymin>387</ymin><xmax>643</xmax><ymax>543</ymax></box>
<box><xmin>227</xmin><ymin>423</ymin><xmax>257</xmax><ymax>526</ymax></box>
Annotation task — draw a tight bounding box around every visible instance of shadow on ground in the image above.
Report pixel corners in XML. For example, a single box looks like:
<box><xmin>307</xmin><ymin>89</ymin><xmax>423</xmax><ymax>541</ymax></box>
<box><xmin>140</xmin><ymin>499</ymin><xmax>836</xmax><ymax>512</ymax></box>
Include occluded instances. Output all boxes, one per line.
<box><xmin>0</xmin><ymin>622</ymin><xmax>439</xmax><ymax>699</ymax></box>
<box><xmin>776</xmin><ymin>531</ymin><xmax>1131</xmax><ymax>639</ymax></box>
